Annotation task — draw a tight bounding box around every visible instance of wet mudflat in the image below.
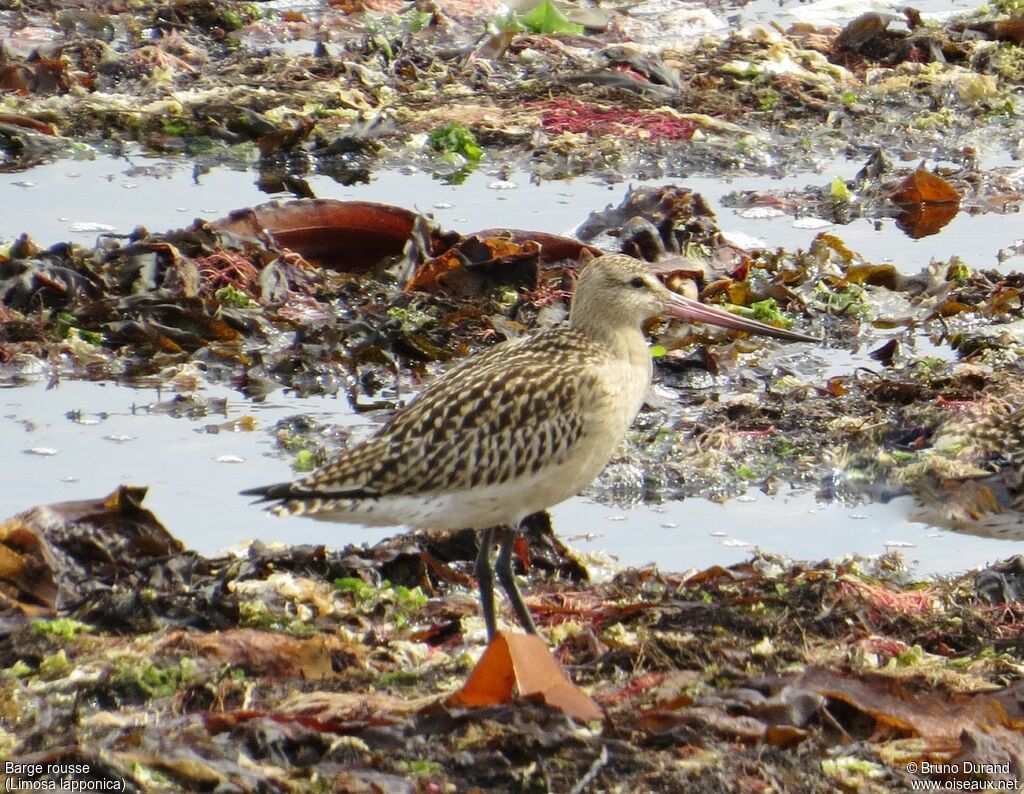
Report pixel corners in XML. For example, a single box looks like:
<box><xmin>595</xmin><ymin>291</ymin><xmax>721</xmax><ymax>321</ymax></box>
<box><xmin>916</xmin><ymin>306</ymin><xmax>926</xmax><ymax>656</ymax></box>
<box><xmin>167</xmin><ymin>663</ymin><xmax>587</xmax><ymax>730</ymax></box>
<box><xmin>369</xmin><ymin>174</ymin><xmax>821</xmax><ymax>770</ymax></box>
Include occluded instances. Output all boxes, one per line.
<box><xmin>1</xmin><ymin>0</ymin><xmax>1023</xmax><ymax>791</ymax></box>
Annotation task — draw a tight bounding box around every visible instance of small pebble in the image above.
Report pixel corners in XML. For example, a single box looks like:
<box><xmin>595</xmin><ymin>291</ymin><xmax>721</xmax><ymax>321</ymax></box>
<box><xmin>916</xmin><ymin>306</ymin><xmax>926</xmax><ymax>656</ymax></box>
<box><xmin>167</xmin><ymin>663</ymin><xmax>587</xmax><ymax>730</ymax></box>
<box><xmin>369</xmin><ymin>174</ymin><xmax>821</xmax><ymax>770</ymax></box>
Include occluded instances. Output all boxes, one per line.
<box><xmin>68</xmin><ymin>222</ymin><xmax>116</xmax><ymax>233</ymax></box>
<box><xmin>791</xmin><ymin>216</ymin><xmax>832</xmax><ymax>230</ymax></box>
<box><xmin>25</xmin><ymin>447</ymin><xmax>59</xmax><ymax>456</ymax></box>
<box><xmin>738</xmin><ymin>207</ymin><xmax>785</xmax><ymax>219</ymax></box>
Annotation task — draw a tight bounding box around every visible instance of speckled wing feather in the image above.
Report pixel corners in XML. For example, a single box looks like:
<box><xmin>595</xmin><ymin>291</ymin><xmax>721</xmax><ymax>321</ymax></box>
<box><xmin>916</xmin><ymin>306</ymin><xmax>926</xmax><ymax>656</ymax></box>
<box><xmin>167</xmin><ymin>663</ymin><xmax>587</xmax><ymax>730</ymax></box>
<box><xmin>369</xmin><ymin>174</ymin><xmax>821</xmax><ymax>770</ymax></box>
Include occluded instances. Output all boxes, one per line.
<box><xmin>935</xmin><ymin>401</ymin><xmax>1024</xmax><ymax>472</ymax></box>
<box><xmin>257</xmin><ymin>328</ymin><xmax>607</xmax><ymax>503</ymax></box>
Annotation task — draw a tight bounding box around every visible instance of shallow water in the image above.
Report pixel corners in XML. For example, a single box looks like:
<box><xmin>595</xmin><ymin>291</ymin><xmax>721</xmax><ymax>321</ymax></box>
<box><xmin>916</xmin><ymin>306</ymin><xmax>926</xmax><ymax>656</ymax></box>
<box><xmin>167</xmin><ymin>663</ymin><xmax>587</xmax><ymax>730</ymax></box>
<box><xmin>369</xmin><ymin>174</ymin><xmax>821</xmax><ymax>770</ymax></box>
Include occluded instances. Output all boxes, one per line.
<box><xmin>4</xmin><ymin>152</ymin><xmax>1023</xmax><ymax>274</ymax></box>
<box><xmin>1</xmin><ymin>375</ymin><xmax>1019</xmax><ymax>577</ymax></box>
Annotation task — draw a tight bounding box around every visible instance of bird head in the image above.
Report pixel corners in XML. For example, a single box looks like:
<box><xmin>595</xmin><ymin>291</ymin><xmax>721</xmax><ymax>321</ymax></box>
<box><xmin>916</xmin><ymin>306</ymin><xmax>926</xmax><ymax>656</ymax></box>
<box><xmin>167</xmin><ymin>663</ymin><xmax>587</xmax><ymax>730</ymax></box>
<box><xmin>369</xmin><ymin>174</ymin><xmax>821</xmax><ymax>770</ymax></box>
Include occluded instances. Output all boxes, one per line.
<box><xmin>570</xmin><ymin>253</ymin><xmax>818</xmax><ymax>343</ymax></box>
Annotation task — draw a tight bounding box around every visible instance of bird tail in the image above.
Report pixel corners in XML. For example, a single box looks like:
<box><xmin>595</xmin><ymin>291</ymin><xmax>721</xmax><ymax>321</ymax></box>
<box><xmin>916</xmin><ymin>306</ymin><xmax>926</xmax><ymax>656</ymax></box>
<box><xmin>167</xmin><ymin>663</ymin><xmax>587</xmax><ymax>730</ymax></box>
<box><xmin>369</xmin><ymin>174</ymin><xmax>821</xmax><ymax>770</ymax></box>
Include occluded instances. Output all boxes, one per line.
<box><xmin>239</xmin><ymin>482</ymin><xmax>295</xmax><ymax>502</ymax></box>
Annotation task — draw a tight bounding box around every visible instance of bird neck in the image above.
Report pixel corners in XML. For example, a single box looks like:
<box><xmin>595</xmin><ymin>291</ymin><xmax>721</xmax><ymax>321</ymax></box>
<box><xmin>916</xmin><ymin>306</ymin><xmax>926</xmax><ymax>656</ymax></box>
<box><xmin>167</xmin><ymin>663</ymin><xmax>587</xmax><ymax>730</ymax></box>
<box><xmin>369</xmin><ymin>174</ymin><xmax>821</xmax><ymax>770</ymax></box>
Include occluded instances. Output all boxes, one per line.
<box><xmin>569</xmin><ymin>304</ymin><xmax>649</xmax><ymax>361</ymax></box>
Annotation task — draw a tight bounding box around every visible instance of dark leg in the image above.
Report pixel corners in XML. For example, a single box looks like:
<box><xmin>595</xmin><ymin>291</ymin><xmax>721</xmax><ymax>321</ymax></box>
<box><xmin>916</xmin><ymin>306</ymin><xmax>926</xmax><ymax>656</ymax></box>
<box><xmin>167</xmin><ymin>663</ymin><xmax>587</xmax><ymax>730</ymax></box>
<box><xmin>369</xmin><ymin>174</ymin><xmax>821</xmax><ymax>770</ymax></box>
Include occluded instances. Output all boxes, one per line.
<box><xmin>495</xmin><ymin>527</ymin><xmax>538</xmax><ymax>635</ymax></box>
<box><xmin>475</xmin><ymin>526</ymin><xmax>497</xmax><ymax>640</ymax></box>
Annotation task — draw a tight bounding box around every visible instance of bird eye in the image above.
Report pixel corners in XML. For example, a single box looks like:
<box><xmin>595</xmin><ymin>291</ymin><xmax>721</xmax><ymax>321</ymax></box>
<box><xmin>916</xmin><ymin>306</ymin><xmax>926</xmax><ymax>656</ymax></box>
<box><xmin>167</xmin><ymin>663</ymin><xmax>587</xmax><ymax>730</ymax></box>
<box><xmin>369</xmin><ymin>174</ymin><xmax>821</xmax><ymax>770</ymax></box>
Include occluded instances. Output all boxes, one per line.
<box><xmin>629</xmin><ymin>276</ymin><xmax>645</xmax><ymax>288</ymax></box>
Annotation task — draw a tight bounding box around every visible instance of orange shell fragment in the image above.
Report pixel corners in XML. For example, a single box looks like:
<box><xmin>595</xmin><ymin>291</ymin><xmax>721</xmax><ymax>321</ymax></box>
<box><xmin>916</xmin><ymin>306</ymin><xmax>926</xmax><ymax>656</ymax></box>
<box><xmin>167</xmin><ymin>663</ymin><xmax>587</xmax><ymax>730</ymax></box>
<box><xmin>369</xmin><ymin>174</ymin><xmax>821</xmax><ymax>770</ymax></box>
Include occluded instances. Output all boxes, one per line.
<box><xmin>449</xmin><ymin>631</ymin><xmax>603</xmax><ymax>722</ymax></box>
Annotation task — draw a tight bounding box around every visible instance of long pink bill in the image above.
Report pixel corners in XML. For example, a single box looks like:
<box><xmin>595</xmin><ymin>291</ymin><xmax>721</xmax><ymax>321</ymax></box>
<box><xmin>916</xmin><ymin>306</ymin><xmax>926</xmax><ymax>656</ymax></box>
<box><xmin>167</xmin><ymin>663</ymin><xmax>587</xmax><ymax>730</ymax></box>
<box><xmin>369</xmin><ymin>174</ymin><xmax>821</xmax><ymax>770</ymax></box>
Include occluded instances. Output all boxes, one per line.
<box><xmin>664</xmin><ymin>293</ymin><xmax>820</xmax><ymax>343</ymax></box>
